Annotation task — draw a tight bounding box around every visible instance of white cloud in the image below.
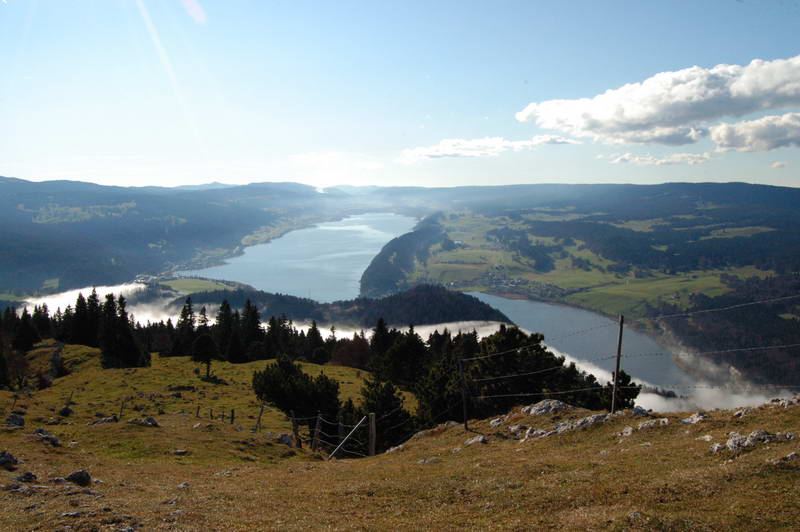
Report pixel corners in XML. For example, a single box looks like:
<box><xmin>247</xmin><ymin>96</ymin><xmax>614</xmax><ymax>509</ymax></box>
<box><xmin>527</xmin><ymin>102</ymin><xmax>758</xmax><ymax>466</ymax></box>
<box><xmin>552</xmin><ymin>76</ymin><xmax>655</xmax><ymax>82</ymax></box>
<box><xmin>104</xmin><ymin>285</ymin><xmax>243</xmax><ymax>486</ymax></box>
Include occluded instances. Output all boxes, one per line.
<box><xmin>516</xmin><ymin>55</ymin><xmax>800</xmax><ymax>146</ymax></box>
<box><xmin>771</xmin><ymin>161</ymin><xmax>788</xmax><ymax>169</ymax></box>
<box><xmin>607</xmin><ymin>152</ymin><xmax>713</xmax><ymax>166</ymax></box>
<box><xmin>400</xmin><ymin>135</ymin><xmax>580</xmax><ymax>164</ymax></box>
<box><xmin>710</xmin><ymin>112</ymin><xmax>800</xmax><ymax>152</ymax></box>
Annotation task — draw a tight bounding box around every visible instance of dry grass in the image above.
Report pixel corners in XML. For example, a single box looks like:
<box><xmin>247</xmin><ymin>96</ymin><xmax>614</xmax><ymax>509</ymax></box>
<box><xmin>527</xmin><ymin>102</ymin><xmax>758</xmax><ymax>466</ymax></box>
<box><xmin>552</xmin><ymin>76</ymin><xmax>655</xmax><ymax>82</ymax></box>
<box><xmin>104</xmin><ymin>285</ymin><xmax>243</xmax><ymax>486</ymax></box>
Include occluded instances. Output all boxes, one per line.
<box><xmin>2</xmin><ymin>347</ymin><xmax>800</xmax><ymax>530</ymax></box>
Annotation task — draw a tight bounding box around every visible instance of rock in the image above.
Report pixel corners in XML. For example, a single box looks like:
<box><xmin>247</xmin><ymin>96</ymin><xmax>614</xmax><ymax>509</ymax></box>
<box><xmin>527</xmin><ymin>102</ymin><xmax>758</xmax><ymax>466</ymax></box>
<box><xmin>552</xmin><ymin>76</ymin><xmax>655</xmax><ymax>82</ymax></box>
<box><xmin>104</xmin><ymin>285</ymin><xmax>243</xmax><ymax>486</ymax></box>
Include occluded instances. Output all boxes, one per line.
<box><xmin>32</xmin><ymin>428</ymin><xmax>61</xmax><ymax>447</ymax></box>
<box><xmin>16</xmin><ymin>471</ymin><xmax>36</xmax><ymax>483</ymax></box>
<box><xmin>417</xmin><ymin>457</ymin><xmax>442</xmax><ymax>464</ymax></box>
<box><xmin>171</xmin><ymin>449</ymin><xmax>190</xmax><ymax>456</ymax></box>
<box><xmin>60</xmin><ymin>512</ymin><xmax>82</xmax><ymax>518</ymax></box>
<box><xmin>89</xmin><ymin>416</ymin><xmax>118</xmax><ymax>425</ymax></box>
<box><xmin>127</xmin><ymin>417</ymin><xmax>160</xmax><ymax>427</ymax></box>
<box><xmin>521</xmin><ymin>399</ymin><xmax>572</xmax><ymax>416</ymax></box>
<box><xmin>522</xmin><ymin>428</ymin><xmax>548</xmax><ymax>441</ymax></box>
<box><xmin>638</xmin><ymin>418</ymin><xmax>669</xmax><ymax>431</ymax></box>
<box><xmin>681</xmin><ymin>412</ymin><xmax>709</xmax><ymax>424</ymax></box>
<box><xmin>709</xmin><ymin>443</ymin><xmax>724</xmax><ymax>454</ymax></box>
<box><xmin>696</xmin><ymin>434</ymin><xmax>714</xmax><ymax>442</ymax></box>
<box><xmin>214</xmin><ymin>471</ymin><xmax>232</xmax><ymax>477</ymax></box>
<box><xmin>177</xmin><ymin>482</ymin><xmax>190</xmax><ymax>489</ymax></box>
<box><xmin>65</xmin><ymin>470</ymin><xmax>91</xmax><ymax>487</ymax></box>
<box><xmin>507</xmin><ymin>424</ymin><xmax>528</xmax><ymax>437</ymax></box>
<box><xmin>555</xmin><ymin>413</ymin><xmax>608</xmax><ymax>434</ymax></box>
<box><xmin>599</xmin><ymin>450</ymin><xmax>609</xmax><ymax>455</ymax></box>
<box><xmin>4</xmin><ymin>413</ymin><xmax>25</xmax><ymax>427</ymax></box>
<box><xmin>51</xmin><ymin>477</ymin><xmax>66</xmax><ymax>484</ymax></box>
<box><xmin>619</xmin><ymin>426</ymin><xmax>634</xmax><ymax>437</ymax></box>
<box><xmin>777</xmin><ymin>395</ymin><xmax>800</xmax><ymax>408</ymax></box>
<box><xmin>385</xmin><ymin>444</ymin><xmax>404</xmax><ymax>454</ymax></box>
<box><xmin>451</xmin><ymin>447</ymin><xmax>462</xmax><ymax>454</ymax></box>
<box><xmin>725</xmin><ymin>432</ymin><xmax>749</xmax><ymax>452</ymax></box>
<box><xmin>58</xmin><ymin>406</ymin><xmax>73</xmax><ymax>417</ymax></box>
<box><xmin>464</xmin><ymin>435</ymin><xmax>488</xmax><ymax>446</ymax></box>
<box><xmin>276</xmin><ymin>434</ymin><xmax>293</xmax><ymax>447</ymax></box>
<box><xmin>0</xmin><ymin>450</ymin><xmax>18</xmax><ymax>470</ymax></box>
<box><xmin>746</xmin><ymin>430</ymin><xmax>777</xmax><ymax>446</ymax></box>
<box><xmin>192</xmin><ymin>423</ymin><xmax>202</xmax><ymax>429</ymax></box>
<box><xmin>631</xmin><ymin>406</ymin><xmax>651</xmax><ymax>417</ymax></box>
<box><xmin>732</xmin><ymin>408</ymin><xmax>751</xmax><ymax>419</ymax></box>
<box><xmin>489</xmin><ymin>416</ymin><xmax>506</xmax><ymax>428</ymax></box>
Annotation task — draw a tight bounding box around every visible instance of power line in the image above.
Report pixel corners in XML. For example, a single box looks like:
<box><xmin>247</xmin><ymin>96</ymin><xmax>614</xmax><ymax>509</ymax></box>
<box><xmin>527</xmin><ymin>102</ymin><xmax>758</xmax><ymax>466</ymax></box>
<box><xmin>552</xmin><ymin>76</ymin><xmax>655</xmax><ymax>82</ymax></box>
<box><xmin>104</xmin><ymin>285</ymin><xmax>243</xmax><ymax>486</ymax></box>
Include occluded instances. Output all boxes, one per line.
<box><xmin>474</xmin><ymin>385</ymin><xmax>607</xmax><ymax>400</ymax></box>
<box><xmin>637</xmin><ymin>293</ymin><xmax>800</xmax><ymax>322</ymax></box>
<box><xmin>471</xmin><ymin>365</ymin><xmax>564</xmax><ymax>383</ymax></box>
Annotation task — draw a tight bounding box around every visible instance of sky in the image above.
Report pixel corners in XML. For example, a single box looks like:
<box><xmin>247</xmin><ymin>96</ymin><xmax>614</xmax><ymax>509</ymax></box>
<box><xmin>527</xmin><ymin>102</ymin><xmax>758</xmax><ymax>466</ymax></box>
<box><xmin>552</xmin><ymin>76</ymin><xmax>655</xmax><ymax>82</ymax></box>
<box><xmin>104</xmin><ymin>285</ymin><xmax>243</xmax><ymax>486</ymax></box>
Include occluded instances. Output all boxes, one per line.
<box><xmin>1</xmin><ymin>0</ymin><xmax>799</xmax><ymax>189</ymax></box>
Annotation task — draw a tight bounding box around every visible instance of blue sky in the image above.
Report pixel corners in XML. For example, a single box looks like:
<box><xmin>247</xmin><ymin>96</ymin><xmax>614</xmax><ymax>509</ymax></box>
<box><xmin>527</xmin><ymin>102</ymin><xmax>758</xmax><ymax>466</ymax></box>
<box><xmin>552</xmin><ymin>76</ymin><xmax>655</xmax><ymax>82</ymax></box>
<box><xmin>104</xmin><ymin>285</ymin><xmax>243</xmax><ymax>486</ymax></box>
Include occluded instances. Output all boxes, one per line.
<box><xmin>1</xmin><ymin>0</ymin><xmax>799</xmax><ymax>188</ymax></box>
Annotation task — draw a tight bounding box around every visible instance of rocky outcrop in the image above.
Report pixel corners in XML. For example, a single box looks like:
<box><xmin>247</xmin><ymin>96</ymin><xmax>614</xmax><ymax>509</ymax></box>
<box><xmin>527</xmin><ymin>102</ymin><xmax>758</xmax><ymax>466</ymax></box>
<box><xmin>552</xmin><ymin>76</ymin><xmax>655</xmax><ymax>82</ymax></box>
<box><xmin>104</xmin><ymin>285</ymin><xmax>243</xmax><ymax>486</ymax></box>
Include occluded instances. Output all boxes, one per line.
<box><xmin>521</xmin><ymin>400</ymin><xmax>572</xmax><ymax>416</ymax></box>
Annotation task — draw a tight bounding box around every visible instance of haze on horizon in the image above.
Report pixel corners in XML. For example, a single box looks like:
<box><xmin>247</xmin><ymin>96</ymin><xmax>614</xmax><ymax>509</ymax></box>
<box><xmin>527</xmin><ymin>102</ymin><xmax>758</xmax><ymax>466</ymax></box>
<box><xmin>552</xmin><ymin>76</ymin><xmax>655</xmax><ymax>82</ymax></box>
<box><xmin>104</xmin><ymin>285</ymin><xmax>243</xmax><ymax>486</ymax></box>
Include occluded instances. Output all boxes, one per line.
<box><xmin>1</xmin><ymin>0</ymin><xmax>799</xmax><ymax>189</ymax></box>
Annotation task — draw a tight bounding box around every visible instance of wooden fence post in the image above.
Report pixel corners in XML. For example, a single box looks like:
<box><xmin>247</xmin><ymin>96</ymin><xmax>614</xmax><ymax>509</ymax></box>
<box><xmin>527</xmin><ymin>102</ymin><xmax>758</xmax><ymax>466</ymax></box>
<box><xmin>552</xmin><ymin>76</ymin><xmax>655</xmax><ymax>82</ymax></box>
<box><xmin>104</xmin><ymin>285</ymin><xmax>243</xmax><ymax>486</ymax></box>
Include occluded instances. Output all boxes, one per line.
<box><xmin>290</xmin><ymin>410</ymin><xmax>302</xmax><ymax>449</ymax></box>
<box><xmin>118</xmin><ymin>399</ymin><xmax>126</xmax><ymax>420</ymax></box>
<box><xmin>338</xmin><ymin>413</ymin><xmax>345</xmax><ymax>443</ymax></box>
<box><xmin>210</xmin><ymin>408</ymin><xmax>213</xmax><ymax>420</ymax></box>
<box><xmin>312</xmin><ymin>411</ymin><xmax>322</xmax><ymax>451</ymax></box>
<box><xmin>369</xmin><ymin>412</ymin><xmax>376</xmax><ymax>457</ymax></box>
<box><xmin>195</xmin><ymin>405</ymin><xmax>200</xmax><ymax>418</ymax></box>
<box><xmin>255</xmin><ymin>404</ymin><xmax>265</xmax><ymax>432</ymax></box>
<box><xmin>230</xmin><ymin>409</ymin><xmax>235</xmax><ymax>425</ymax></box>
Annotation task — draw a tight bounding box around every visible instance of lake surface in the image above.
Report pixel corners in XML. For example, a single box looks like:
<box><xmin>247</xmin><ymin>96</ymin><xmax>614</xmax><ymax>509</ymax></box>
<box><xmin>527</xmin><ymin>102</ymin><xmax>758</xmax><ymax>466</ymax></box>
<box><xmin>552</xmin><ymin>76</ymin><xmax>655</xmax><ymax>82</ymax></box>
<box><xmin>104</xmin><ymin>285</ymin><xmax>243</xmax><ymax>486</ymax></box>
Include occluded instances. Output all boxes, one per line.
<box><xmin>468</xmin><ymin>292</ymin><xmax>696</xmax><ymax>389</ymax></box>
<box><xmin>179</xmin><ymin>213</ymin><xmax>417</xmax><ymax>303</ymax></box>
<box><xmin>178</xmin><ymin>211</ymin><xmax>694</xmax><ymax>389</ymax></box>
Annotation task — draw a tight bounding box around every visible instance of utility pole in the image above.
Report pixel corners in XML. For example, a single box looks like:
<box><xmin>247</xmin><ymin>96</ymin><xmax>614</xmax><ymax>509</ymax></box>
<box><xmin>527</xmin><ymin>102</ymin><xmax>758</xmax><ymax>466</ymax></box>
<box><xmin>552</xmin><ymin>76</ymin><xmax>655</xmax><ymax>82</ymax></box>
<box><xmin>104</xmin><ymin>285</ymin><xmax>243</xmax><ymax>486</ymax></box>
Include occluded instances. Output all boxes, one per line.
<box><xmin>611</xmin><ymin>315</ymin><xmax>624</xmax><ymax>414</ymax></box>
<box><xmin>458</xmin><ymin>358</ymin><xmax>469</xmax><ymax>431</ymax></box>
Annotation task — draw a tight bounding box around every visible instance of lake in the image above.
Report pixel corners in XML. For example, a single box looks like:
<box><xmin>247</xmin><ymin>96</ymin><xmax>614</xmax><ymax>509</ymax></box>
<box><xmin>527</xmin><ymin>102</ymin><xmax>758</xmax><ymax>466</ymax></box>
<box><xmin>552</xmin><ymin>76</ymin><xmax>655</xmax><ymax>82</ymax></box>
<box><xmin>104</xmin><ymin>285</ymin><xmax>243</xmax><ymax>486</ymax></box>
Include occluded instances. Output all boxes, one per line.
<box><xmin>467</xmin><ymin>292</ymin><xmax>695</xmax><ymax>389</ymax></box>
<box><xmin>178</xmin><ymin>213</ymin><xmax>417</xmax><ymax>303</ymax></box>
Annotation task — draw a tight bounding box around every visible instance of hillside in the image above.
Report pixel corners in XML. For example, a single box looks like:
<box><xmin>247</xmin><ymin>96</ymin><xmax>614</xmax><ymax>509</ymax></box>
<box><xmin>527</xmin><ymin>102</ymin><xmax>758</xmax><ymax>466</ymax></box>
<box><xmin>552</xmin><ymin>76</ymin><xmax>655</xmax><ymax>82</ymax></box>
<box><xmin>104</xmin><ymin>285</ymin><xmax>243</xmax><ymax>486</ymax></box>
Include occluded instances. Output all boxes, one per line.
<box><xmin>1</xmin><ymin>345</ymin><xmax>799</xmax><ymax>530</ymax></box>
<box><xmin>178</xmin><ymin>283</ymin><xmax>511</xmax><ymax>328</ymax></box>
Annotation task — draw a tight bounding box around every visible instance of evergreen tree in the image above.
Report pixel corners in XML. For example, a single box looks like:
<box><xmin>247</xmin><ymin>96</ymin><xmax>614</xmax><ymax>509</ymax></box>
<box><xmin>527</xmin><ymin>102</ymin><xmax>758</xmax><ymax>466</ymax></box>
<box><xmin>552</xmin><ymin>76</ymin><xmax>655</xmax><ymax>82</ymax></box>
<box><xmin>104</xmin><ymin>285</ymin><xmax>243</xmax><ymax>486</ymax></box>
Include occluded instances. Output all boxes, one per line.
<box><xmin>197</xmin><ymin>306</ymin><xmax>210</xmax><ymax>335</ymax></box>
<box><xmin>214</xmin><ymin>300</ymin><xmax>234</xmax><ymax>356</ymax></box>
<box><xmin>305</xmin><ymin>320</ymin><xmax>328</xmax><ymax>363</ymax></box>
<box><xmin>192</xmin><ymin>333</ymin><xmax>218</xmax><ymax>379</ymax></box>
<box><xmin>12</xmin><ymin>308</ymin><xmax>39</xmax><ymax>353</ymax></box>
<box><xmin>86</xmin><ymin>288</ymin><xmax>101</xmax><ymax>345</ymax></box>
<box><xmin>360</xmin><ymin>377</ymin><xmax>414</xmax><ymax>452</ymax></box>
<box><xmin>240</xmin><ymin>299</ymin><xmax>263</xmax><ymax>350</ymax></box>
<box><xmin>72</xmin><ymin>293</ymin><xmax>92</xmax><ymax>345</ymax></box>
<box><xmin>171</xmin><ymin>297</ymin><xmax>196</xmax><ymax>355</ymax></box>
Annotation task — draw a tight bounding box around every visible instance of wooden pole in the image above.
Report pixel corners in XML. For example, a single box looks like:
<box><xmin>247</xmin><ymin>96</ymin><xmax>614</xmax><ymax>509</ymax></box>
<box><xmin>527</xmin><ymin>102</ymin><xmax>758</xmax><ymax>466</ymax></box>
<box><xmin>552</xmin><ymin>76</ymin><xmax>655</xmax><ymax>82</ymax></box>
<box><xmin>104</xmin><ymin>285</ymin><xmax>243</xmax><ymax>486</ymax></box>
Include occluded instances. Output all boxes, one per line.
<box><xmin>221</xmin><ymin>410</ymin><xmax>226</xmax><ymax>423</ymax></box>
<box><xmin>195</xmin><ymin>405</ymin><xmax>200</xmax><ymax>418</ymax></box>
<box><xmin>611</xmin><ymin>315</ymin><xmax>625</xmax><ymax>414</ymax></box>
<box><xmin>312</xmin><ymin>411</ymin><xmax>322</xmax><ymax>451</ymax></box>
<box><xmin>118</xmin><ymin>399</ymin><xmax>126</xmax><ymax>420</ymax></box>
<box><xmin>255</xmin><ymin>404</ymin><xmax>265</xmax><ymax>432</ymax></box>
<box><xmin>290</xmin><ymin>410</ymin><xmax>302</xmax><ymax>449</ymax></box>
<box><xmin>210</xmin><ymin>408</ymin><xmax>213</xmax><ymax>420</ymax></box>
<box><xmin>368</xmin><ymin>412</ymin><xmax>376</xmax><ymax>457</ymax></box>
<box><xmin>458</xmin><ymin>358</ymin><xmax>469</xmax><ymax>431</ymax></box>
<box><xmin>230</xmin><ymin>409</ymin><xmax>235</xmax><ymax>425</ymax></box>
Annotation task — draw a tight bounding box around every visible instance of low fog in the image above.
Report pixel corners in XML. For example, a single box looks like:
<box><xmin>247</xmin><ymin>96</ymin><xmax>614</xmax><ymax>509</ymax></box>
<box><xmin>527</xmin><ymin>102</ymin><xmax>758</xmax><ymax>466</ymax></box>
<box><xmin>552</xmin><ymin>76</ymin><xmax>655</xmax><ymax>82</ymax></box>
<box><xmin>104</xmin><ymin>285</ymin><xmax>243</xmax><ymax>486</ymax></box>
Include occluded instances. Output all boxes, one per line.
<box><xmin>24</xmin><ymin>284</ymin><xmax>796</xmax><ymax>413</ymax></box>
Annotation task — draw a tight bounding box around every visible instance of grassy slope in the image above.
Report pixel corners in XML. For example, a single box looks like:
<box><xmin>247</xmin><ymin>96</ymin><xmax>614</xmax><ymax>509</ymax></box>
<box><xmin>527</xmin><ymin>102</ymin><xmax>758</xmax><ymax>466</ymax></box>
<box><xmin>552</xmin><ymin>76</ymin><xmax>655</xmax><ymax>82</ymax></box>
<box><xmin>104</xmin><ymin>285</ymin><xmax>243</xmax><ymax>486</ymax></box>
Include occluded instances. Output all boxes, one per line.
<box><xmin>415</xmin><ymin>213</ymin><xmax>774</xmax><ymax>318</ymax></box>
<box><xmin>2</xmin><ymin>345</ymin><xmax>800</xmax><ymax>530</ymax></box>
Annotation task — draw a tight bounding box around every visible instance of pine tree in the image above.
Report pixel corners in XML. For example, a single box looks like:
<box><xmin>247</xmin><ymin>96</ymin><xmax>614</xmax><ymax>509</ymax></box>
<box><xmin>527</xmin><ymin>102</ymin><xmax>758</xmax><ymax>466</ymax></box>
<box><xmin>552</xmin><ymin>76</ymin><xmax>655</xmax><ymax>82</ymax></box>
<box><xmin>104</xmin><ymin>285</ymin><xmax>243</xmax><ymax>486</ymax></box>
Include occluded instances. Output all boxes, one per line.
<box><xmin>12</xmin><ymin>308</ymin><xmax>39</xmax><ymax>353</ymax></box>
<box><xmin>192</xmin><ymin>333</ymin><xmax>218</xmax><ymax>379</ymax></box>
<box><xmin>240</xmin><ymin>299</ymin><xmax>263</xmax><ymax>350</ymax></box>
<box><xmin>214</xmin><ymin>300</ymin><xmax>234</xmax><ymax>356</ymax></box>
<box><xmin>360</xmin><ymin>377</ymin><xmax>414</xmax><ymax>452</ymax></box>
<box><xmin>172</xmin><ymin>297</ymin><xmax>196</xmax><ymax>355</ymax></box>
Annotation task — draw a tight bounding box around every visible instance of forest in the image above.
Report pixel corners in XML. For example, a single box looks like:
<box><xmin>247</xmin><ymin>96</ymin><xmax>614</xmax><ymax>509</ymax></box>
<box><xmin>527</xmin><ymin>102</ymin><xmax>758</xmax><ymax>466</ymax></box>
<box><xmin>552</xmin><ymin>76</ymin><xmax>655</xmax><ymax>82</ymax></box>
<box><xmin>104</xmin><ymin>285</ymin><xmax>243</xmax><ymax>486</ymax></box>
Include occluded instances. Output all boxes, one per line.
<box><xmin>0</xmin><ymin>289</ymin><xmax>639</xmax><ymax>454</ymax></box>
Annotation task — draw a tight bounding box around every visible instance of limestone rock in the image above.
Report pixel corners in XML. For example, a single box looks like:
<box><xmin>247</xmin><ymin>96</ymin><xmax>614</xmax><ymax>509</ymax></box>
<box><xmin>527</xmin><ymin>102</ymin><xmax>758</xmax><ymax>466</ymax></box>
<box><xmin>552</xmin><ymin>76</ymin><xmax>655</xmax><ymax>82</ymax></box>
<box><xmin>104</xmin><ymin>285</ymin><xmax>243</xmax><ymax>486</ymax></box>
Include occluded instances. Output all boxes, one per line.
<box><xmin>619</xmin><ymin>426</ymin><xmax>634</xmax><ymax>437</ymax></box>
<box><xmin>171</xmin><ymin>449</ymin><xmax>190</xmax><ymax>456</ymax></box>
<box><xmin>417</xmin><ymin>457</ymin><xmax>442</xmax><ymax>464</ymax></box>
<box><xmin>276</xmin><ymin>434</ymin><xmax>293</xmax><ymax>447</ymax></box>
<box><xmin>385</xmin><ymin>444</ymin><xmax>405</xmax><ymax>454</ymax></box>
<box><xmin>0</xmin><ymin>451</ymin><xmax>18</xmax><ymax>471</ymax></box>
<box><xmin>65</xmin><ymin>470</ymin><xmax>91</xmax><ymax>487</ymax></box>
<box><xmin>89</xmin><ymin>416</ymin><xmax>118</xmax><ymax>425</ymax></box>
<box><xmin>521</xmin><ymin>400</ymin><xmax>572</xmax><ymax>416</ymax></box>
<box><xmin>489</xmin><ymin>416</ymin><xmax>506</xmax><ymax>428</ymax></box>
<box><xmin>709</xmin><ymin>443</ymin><xmax>724</xmax><ymax>454</ymax></box>
<box><xmin>127</xmin><ymin>417</ymin><xmax>160</xmax><ymax>427</ymax></box>
<box><xmin>681</xmin><ymin>412</ymin><xmax>709</xmax><ymax>424</ymax></box>
<box><xmin>16</xmin><ymin>471</ymin><xmax>36</xmax><ymax>483</ymax></box>
<box><xmin>696</xmin><ymin>434</ymin><xmax>714</xmax><ymax>442</ymax></box>
<box><xmin>732</xmin><ymin>408</ymin><xmax>751</xmax><ymax>419</ymax></box>
<box><xmin>637</xmin><ymin>418</ymin><xmax>669</xmax><ymax>431</ymax></box>
<box><xmin>32</xmin><ymin>428</ymin><xmax>61</xmax><ymax>447</ymax></box>
<box><xmin>4</xmin><ymin>414</ymin><xmax>24</xmax><ymax>427</ymax></box>
<box><xmin>464</xmin><ymin>435</ymin><xmax>488</xmax><ymax>446</ymax></box>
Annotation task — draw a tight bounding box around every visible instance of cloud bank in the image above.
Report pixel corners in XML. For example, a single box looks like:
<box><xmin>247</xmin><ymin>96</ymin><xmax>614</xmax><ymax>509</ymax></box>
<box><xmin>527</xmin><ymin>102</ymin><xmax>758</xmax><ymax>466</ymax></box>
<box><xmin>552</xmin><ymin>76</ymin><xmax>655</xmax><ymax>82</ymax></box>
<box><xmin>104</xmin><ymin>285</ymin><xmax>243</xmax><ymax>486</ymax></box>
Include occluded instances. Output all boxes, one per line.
<box><xmin>400</xmin><ymin>135</ymin><xmax>580</xmax><ymax>163</ymax></box>
<box><xmin>516</xmin><ymin>55</ymin><xmax>800</xmax><ymax>151</ymax></box>
<box><xmin>607</xmin><ymin>152</ymin><xmax>712</xmax><ymax>166</ymax></box>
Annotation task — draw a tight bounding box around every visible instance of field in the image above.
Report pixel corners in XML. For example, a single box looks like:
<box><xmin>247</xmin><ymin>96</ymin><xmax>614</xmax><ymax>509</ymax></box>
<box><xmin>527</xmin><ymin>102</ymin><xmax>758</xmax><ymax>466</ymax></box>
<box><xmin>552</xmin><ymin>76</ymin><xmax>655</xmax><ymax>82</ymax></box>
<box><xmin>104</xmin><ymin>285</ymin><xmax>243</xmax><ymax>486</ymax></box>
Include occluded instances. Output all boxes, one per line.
<box><xmin>412</xmin><ymin>213</ymin><xmax>777</xmax><ymax>318</ymax></box>
<box><xmin>2</xmin><ymin>344</ymin><xmax>799</xmax><ymax>530</ymax></box>
<box><xmin>159</xmin><ymin>279</ymin><xmax>237</xmax><ymax>294</ymax></box>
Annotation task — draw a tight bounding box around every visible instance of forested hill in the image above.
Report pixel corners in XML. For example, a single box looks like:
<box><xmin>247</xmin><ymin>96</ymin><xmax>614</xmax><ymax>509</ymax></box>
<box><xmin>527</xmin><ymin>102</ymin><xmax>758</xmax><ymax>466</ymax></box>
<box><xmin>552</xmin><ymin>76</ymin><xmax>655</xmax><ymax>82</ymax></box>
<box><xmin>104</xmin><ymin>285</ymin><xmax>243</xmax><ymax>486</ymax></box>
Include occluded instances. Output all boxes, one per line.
<box><xmin>177</xmin><ymin>284</ymin><xmax>511</xmax><ymax>327</ymax></box>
